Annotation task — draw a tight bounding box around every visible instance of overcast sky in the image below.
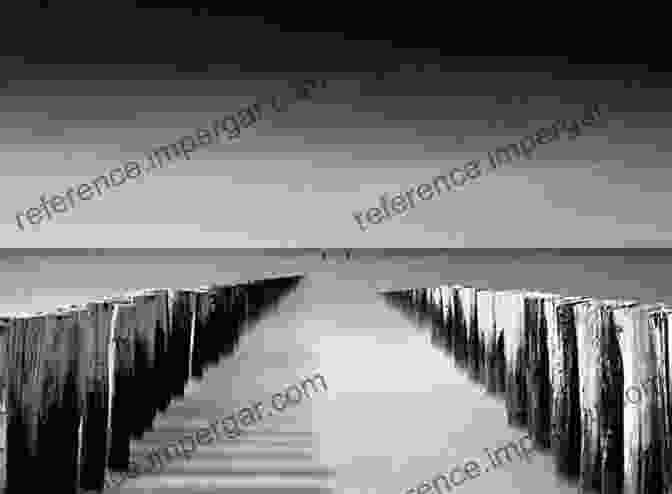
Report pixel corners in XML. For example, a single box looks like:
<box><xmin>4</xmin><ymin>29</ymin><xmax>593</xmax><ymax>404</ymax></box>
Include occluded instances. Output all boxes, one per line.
<box><xmin>1</xmin><ymin>14</ymin><xmax>670</xmax><ymax>247</ymax></box>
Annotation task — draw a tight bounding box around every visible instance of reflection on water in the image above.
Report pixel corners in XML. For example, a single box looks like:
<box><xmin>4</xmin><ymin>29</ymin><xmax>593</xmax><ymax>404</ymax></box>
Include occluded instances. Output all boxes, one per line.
<box><xmin>116</xmin><ymin>270</ymin><xmax>576</xmax><ymax>493</ymax></box>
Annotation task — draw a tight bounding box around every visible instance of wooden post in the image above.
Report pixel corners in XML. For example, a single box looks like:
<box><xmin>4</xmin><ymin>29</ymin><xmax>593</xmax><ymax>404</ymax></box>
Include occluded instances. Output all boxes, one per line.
<box><xmin>75</xmin><ymin>303</ymin><xmax>110</xmax><ymax>492</ymax></box>
<box><xmin>431</xmin><ymin>287</ymin><xmax>443</xmax><ymax>330</ymax></box>
<box><xmin>438</xmin><ymin>286</ymin><xmax>454</xmax><ymax>354</ymax></box>
<box><xmin>206</xmin><ymin>286</ymin><xmax>230</xmax><ymax>363</ymax></box>
<box><xmin>413</xmin><ymin>288</ymin><xmax>423</xmax><ymax>328</ymax></box>
<box><xmin>188</xmin><ymin>291</ymin><xmax>198</xmax><ymax>381</ymax></box>
<box><xmin>664</xmin><ymin>309</ymin><xmax>672</xmax><ymax>490</ymax></box>
<box><xmin>222</xmin><ymin>285</ymin><xmax>240</xmax><ymax>359</ymax></box>
<box><xmin>499</xmin><ymin>291</ymin><xmax>527</xmax><ymax>428</ymax></box>
<box><xmin>191</xmin><ymin>289</ymin><xmax>213</xmax><ymax>379</ymax></box>
<box><xmin>5</xmin><ymin>315</ymin><xmax>39</xmax><ymax>494</ymax></box>
<box><xmin>452</xmin><ymin>287</ymin><xmax>468</xmax><ymax>371</ymax></box>
<box><xmin>524</xmin><ymin>293</ymin><xmax>552</xmax><ymax>451</ymax></box>
<box><xmin>198</xmin><ymin>286</ymin><xmax>213</xmax><ymax>370</ymax></box>
<box><xmin>0</xmin><ymin>316</ymin><xmax>10</xmax><ymax>458</ymax></box>
<box><xmin>575</xmin><ymin>301</ymin><xmax>626</xmax><ymax>494</ymax></box>
<box><xmin>575</xmin><ymin>300</ymin><xmax>603</xmax><ymax>494</ymax></box>
<box><xmin>207</xmin><ymin>285</ymin><xmax>225</xmax><ymax>362</ymax></box>
<box><xmin>647</xmin><ymin>308</ymin><xmax>670</xmax><ymax>492</ymax></box>
<box><xmin>167</xmin><ymin>290</ymin><xmax>194</xmax><ymax>400</ymax></box>
<box><xmin>548</xmin><ymin>298</ymin><xmax>582</xmax><ymax>481</ymax></box>
<box><xmin>247</xmin><ymin>281</ymin><xmax>260</xmax><ymax>325</ymax></box>
<box><xmin>477</xmin><ymin>290</ymin><xmax>498</xmax><ymax>394</ymax></box>
<box><xmin>464</xmin><ymin>287</ymin><xmax>481</xmax><ymax>383</ymax></box>
<box><xmin>430</xmin><ymin>287</ymin><xmax>446</xmax><ymax>351</ymax></box>
<box><xmin>614</xmin><ymin>305</ymin><xmax>665</xmax><ymax>494</ymax></box>
<box><xmin>108</xmin><ymin>302</ymin><xmax>136</xmax><ymax>471</ymax></box>
<box><xmin>82</xmin><ymin>300</ymin><xmax>120</xmax><ymax>483</ymax></box>
<box><xmin>242</xmin><ymin>282</ymin><xmax>251</xmax><ymax>328</ymax></box>
<box><xmin>487</xmin><ymin>292</ymin><xmax>506</xmax><ymax>396</ymax></box>
<box><xmin>128</xmin><ymin>293</ymin><xmax>158</xmax><ymax>437</ymax></box>
<box><xmin>147</xmin><ymin>290</ymin><xmax>171</xmax><ymax>414</ymax></box>
<box><xmin>36</xmin><ymin>312</ymin><xmax>84</xmax><ymax>494</ymax></box>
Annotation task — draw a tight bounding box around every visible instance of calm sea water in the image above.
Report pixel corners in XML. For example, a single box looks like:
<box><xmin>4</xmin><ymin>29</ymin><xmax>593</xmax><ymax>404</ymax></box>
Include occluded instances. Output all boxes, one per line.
<box><xmin>0</xmin><ymin>252</ymin><xmax>595</xmax><ymax>493</ymax></box>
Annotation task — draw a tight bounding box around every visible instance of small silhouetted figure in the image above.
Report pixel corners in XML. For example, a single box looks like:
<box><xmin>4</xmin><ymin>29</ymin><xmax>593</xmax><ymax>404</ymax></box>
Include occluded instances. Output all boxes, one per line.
<box><xmin>321</xmin><ymin>251</ymin><xmax>327</xmax><ymax>261</ymax></box>
<box><xmin>345</xmin><ymin>249</ymin><xmax>351</xmax><ymax>261</ymax></box>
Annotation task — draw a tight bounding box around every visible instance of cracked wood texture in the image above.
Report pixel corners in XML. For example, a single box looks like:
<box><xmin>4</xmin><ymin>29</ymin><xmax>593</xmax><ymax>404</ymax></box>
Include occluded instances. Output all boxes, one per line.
<box><xmin>382</xmin><ymin>285</ymin><xmax>672</xmax><ymax>494</ymax></box>
<box><xmin>0</xmin><ymin>275</ymin><xmax>302</xmax><ymax>494</ymax></box>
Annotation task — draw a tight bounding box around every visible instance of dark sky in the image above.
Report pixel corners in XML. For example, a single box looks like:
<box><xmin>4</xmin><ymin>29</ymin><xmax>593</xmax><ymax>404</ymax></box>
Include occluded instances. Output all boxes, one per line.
<box><xmin>1</xmin><ymin>10</ymin><xmax>670</xmax><ymax>246</ymax></box>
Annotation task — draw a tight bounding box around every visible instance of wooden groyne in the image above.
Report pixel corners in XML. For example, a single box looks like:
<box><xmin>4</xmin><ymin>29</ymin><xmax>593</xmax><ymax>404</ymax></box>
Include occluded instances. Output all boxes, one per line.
<box><xmin>0</xmin><ymin>273</ymin><xmax>303</xmax><ymax>493</ymax></box>
<box><xmin>381</xmin><ymin>285</ymin><xmax>672</xmax><ymax>494</ymax></box>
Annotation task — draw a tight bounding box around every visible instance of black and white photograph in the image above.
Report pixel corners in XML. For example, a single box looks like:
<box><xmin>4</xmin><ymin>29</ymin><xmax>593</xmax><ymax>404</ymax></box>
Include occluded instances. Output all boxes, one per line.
<box><xmin>1</xmin><ymin>7</ymin><xmax>672</xmax><ymax>494</ymax></box>
<box><xmin>1</xmin><ymin>250</ymin><xmax>672</xmax><ymax>494</ymax></box>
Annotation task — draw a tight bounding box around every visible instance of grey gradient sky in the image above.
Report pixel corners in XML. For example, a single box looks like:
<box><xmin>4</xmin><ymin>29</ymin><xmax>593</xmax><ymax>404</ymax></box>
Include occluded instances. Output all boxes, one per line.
<box><xmin>1</xmin><ymin>11</ymin><xmax>670</xmax><ymax>247</ymax></box>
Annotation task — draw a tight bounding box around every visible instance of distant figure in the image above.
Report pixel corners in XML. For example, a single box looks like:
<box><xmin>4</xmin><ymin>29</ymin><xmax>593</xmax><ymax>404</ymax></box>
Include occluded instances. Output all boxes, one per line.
<box><xmin>321</xmin><ymin>251</ymin><xmax>327</xmax><ymax>261</ymax></box>
<box><xmin>345</xmin><ymin>249</ymin><xmax>351</xmax><ymax>261</ymax></box>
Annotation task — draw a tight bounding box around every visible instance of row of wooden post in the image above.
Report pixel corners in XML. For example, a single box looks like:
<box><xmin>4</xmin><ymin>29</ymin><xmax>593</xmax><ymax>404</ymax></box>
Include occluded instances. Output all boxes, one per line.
<box><xmin>0</xmin><ymin>273</ymin><xmax>303</xmax><ymax>493</ymax></box>
<box><xmin>381</xmin><ymin>285</ymin><xmax>672</xmax><ymax>494</ymax></box>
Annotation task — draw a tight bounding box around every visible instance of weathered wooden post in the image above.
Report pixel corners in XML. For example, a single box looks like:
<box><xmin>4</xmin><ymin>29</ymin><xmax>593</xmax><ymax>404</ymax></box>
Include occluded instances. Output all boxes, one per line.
<box><xmin>0</xmin><ymin>316</ymin><xmax>10</xmax><ymax>457</ymax></box>
<box><xmin>487</xmin><ymin>292</ymin><xmax>508</xmax><ymax>397</ymax></box>
<box><xmin>477</xmin><ymin>290</ymin><xmax>498</xmax><ymax>394</ymax></box>
<box><xmin>5</xmin><ymin>315</ymin><xmax>26</xmax><ymax>493</ymax></box>
<box><xmin>575</xmin><ymin>300</ymin><xmax>605</xmax><ymax>494</ymax></box>
<box><xmin>662</xmin><ymin>308</ymin><xmax>672</xmax><ymax>490</ymax></box>
<box><xmin>429</xmin><ymin>287</ymin><xmax>442</xmax><ymax>329</ymax></box>
<box><xmin>187</xmin><ymin>290</ymin><xmax>199</xmax><ymax>382</ymax></box>
<box><xmin>249</xmin><ymin>279</ymin><xmax>265</xmax><ymax>327</ymax></box>
<box><xmin>430</xmin><ymin>287</ymin><xmax>446</xmax><ymax>351</ymax></box>
<box><xmin>462</xmin><ymin>287</ymin><xmax>480</xmax><ymax>382</ymax></box>
<box><xmin>0</xmin><ymin>316</ymin><xmax>14</xmax><ymax>488</ymax></box>
<box><xmin>575</xmin><ymin>299</ymin><xmax>635</xmax><ymax>494</ymax></box>
<box><xmin>498</xmin><ymin>291</ymin><xmax>527</xmax><ymax>428</ymax></box>
<box><xmin>613</xmin><ymin>304</ymin><xmax>666</xmax><ymax>494</ymax></box>
<box><xmin>230</xmin><ymin>284</ymin><xmax>244</xmax><ymax>351</ymax></box>
<box><xmin>412</xmin><ymin>288</ymin><xmax>423</xmax><ymax>327</ymax></box>
<box><xmin>425</xmin><ymin>287</ymin><xmax>435</xmax><ymax>327</ymax></box>
<box><xmin>128</xmin><ymin>291</ymin><xmax>160</xmax><ymax>437</ymax></box>
<box><xmin>5</xmin><ymin>315</ymin><xmax>43</xmax><ymax>493</ymax></box>
<box><xmin>108</xmin><ymin>300</ymin><xmax>136</xmax><ymax>472</ymax></box>
<box><xmin>215</xmin><ymin>283</ymin><xmax>234</xmax><ymax>363</ymax></box>
<box><xmin>547</xmin><ymin>297</ymin><xmax>586</xmax><ymax>481</ymax></box>
<box><xmin>646</xmin><ymin>306</ymin><xmax>671</xmax><ymax>492</ymax></box>
<box><xmin>266</xmin><ymin>276</ymin><xmax>282</xmax><ymax>316</ymax></box>
<box><xmin>191</xmin><ymin>288</ymin><xmax>213</xmax><ymax>379</ymax></box>
<box><xmin>246</xmin><ymin>281</ymin><xmax>259</xmax><ymax>325</ymax></box>
<box><xmin>523</xmin><ymin>292</ymin><xmax>553</xmax><ymax>451</ymax></box>
<box><xmin>167</xmin><ymin>289</ymin><xmax>195</xmax><ymax>400</ymax></box>
<box><xmin>418</xmin><ymin>288</ymin><xmax>429</xmax><ymax>327</ymax></box>
<box><xmin>207</xmin><ymin>284</ymin><xmax>232</xmax><ymax>363</ymax></box>
<box><xmin>146</xmin><ymin>289</ymin><xmax>171</xmax><ymax>414</ymax></box>
<box><xmin>195</xmin><ymin>285</ymin><xmax>214</xmax><ymax>369</ymax></box>
<box><xmin>452</xmin><ymin>287</ymin><xmax>468</xmax><ymax>371</ymax></box>
<box><xmin>242</xmin><ymin>281</ymin><xmax>252</xmax><ymax>328</ymax></box>
<box><xmin>441</xmin><ymin>286</ymin><xmax>455</xmax><ymax>355</ymax></box>
<box><xmin>75</xmin><ymin>302</ymin><xmax>110</xmax><ymax>492</ymax></box>
<box><xmin>37</xmin><ymin>311</ymin><xmax>85</xmax><ymax>494</ymax></box>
